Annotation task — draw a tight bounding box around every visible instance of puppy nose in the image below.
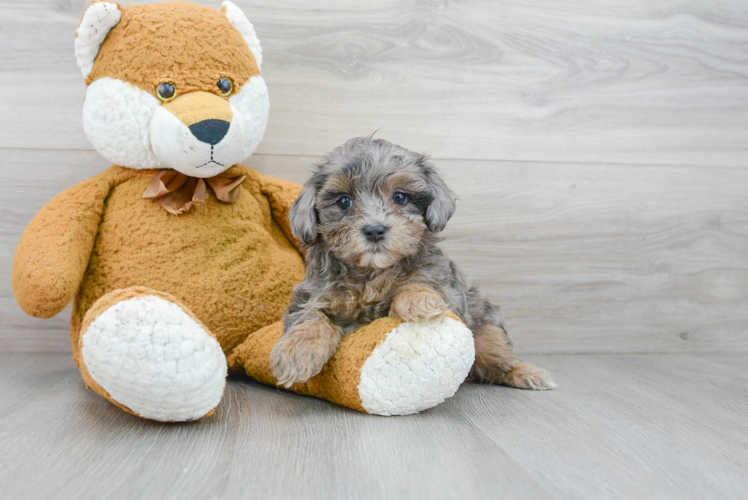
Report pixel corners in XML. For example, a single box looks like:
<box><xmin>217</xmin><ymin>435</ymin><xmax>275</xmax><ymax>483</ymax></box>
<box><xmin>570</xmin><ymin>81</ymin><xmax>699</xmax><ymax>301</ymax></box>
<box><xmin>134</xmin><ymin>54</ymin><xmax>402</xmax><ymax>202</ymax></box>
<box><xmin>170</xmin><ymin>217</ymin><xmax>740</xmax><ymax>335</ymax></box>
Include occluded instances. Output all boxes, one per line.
<box><xmin>189</xmin><ymin>119</ymin><xmax>230</xmax><ymax>145</ymax></box>
<box><xmin>362</xmin><ymin>224</ymin><xmax>388</xmax><ymax>242</ymax></box>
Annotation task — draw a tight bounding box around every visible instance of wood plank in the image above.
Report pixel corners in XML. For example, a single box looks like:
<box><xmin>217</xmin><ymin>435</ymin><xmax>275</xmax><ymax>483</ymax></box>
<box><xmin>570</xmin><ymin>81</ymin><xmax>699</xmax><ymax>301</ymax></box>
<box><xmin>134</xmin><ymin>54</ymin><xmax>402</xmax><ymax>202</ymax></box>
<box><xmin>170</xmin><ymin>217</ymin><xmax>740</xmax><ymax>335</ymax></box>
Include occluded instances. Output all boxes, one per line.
<box><xmin>0</xmin><ymin>352</ymin><xmax>72</xmax><ymax>417</ymax></box>
<box><xmin>1</xmin><ymin>0</ymin><xmax>747</xmax><ymax>166</ymax></box>
<box><xmin>0</xmin><ymin>352</ymin><xmax>550</xmax><ymax>499</ymax></box>
<box><xmin>2</xmin><ymin>149</ymin><xmax>747</xmax><ymax>353</ymax></box>
<box><xmin>453</xmin><ymin>353</ymin><xmax>748</xmax><ymax>499</ymax></box>
<box><xmin>431</xmin><ymin>159</ymin><xmax>748</xmax><ymax>354</ymax></box>
<box><xmin>0</xmin><ymin>352</ymin><xmax>746</xmax><ymax>499</ymax></box>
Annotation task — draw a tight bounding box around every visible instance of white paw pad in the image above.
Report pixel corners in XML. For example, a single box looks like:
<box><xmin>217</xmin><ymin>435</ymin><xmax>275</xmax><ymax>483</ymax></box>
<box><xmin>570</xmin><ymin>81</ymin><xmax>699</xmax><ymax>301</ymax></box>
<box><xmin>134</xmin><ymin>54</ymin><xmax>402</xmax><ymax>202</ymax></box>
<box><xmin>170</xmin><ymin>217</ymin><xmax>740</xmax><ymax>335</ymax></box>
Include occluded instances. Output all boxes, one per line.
<box><xmin>358</xmin><ymin>316</ymin><xmax>475</xmax><ymax>416</ymax></box>
<box><xmin>81</xmin><ymin>296</ymin><xmax>227</xmax><ymax>421</ymax></box>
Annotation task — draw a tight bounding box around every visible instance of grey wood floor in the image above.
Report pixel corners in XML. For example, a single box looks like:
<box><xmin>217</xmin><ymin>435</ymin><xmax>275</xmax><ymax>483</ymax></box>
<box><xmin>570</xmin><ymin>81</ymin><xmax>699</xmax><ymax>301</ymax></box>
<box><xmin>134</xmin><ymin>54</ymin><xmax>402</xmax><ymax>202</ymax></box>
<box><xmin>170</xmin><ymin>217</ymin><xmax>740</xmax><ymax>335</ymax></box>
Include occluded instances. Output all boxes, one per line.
<box><xmin>1</xmin><ymin>352</ymin><xmax>747</xmax><ymax>499</ymax></box>
<box><xmin>1</xmin><ymin>0</ymin><xmax>747</xmax><ymax>498</ymax></box>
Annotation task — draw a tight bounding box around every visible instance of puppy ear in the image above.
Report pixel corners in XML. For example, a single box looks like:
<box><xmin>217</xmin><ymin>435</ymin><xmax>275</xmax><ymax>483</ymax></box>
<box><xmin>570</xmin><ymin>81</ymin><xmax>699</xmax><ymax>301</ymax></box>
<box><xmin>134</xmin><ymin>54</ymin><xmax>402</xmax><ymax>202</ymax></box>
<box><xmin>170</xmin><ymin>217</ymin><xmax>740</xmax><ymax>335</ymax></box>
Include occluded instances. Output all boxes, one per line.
<box><xmin>422</xmin><ymin>160</ymin><xmax>456</xmax><ymax>233</ymax></box>
<box><xmin>75</xmin><ymin>1</ymin><xmax>122</xmax><ymax>78</ymax></box>
<box><xmin>289</xmin><ymin>183</ymin><xmax>318</xmax><ymax>245</ymax></box>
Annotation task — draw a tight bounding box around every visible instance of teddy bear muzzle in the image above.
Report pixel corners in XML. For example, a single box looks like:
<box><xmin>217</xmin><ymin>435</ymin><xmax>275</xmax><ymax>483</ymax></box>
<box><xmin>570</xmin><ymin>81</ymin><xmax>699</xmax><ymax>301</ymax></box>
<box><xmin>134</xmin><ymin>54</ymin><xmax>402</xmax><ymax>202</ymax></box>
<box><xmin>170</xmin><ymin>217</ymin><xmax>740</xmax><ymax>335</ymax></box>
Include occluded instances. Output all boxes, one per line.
<box><xmin>150</xmin><ymin>90</ymin><xmax>249</xmax><ymax>178</ymax></box>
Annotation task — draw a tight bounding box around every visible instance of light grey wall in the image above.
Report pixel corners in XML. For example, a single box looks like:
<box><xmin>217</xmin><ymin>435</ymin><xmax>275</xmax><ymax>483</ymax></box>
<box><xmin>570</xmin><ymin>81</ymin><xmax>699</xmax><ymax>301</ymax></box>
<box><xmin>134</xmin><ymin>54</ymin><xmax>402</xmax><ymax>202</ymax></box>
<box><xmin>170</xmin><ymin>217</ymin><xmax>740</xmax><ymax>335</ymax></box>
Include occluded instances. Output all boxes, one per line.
<box><xmin>2</xmin><ymin>0</ymin><xmax>747</xmax><ymax>353</ymax></box>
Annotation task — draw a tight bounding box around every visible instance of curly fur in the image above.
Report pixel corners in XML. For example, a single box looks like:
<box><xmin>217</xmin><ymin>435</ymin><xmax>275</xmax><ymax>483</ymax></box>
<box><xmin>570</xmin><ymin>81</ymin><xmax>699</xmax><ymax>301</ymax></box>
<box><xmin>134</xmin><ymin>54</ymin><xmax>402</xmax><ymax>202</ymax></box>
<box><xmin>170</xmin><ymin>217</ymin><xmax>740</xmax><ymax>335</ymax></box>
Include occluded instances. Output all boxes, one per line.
<box><xmin>270</xmin><ymin>137</ymin><xmax>557</xmax><ymax>390</ymax></box>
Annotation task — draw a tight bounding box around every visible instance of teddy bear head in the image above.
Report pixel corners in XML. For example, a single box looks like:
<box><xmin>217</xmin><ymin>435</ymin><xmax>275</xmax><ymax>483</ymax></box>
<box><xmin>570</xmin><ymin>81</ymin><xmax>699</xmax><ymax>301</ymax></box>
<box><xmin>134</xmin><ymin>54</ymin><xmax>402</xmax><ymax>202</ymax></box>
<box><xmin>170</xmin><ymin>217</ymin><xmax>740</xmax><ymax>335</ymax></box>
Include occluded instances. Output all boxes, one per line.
<box><xmin>76</xmin><ymin>1</ymin><xmax>268</xmax><ymax>178</ymax></box>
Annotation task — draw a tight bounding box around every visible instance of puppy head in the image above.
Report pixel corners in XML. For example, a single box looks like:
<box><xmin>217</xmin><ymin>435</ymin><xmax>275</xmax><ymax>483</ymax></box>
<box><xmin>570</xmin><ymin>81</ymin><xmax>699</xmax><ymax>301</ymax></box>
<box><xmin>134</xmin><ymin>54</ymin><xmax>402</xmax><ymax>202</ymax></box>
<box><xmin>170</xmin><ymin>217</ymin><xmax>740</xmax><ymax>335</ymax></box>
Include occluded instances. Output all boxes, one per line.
<box><xmin>290</xmin><ymin>137</ymin><xmax>457</xmax><ymax>268</ymax></box>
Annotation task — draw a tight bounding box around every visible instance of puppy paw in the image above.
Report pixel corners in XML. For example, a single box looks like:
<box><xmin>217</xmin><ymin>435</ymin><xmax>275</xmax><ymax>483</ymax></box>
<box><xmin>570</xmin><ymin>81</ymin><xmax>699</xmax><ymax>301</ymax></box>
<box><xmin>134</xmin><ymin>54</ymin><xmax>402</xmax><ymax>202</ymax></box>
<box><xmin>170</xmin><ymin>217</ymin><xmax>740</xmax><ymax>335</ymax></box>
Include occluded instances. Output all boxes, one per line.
<box><xmin>503</xmin><ymin>362</ymin><xmax>557</xmax><ymax>390</ymax></box>
<box><xmin>269</xmin><ymin>319</ymin><xmax>340</xmax><ymax>388</ymax></box>
<box><xmin>389</xmin><ymin>285</ymin><xmax>448</xmax><ymax>323</ymax></box>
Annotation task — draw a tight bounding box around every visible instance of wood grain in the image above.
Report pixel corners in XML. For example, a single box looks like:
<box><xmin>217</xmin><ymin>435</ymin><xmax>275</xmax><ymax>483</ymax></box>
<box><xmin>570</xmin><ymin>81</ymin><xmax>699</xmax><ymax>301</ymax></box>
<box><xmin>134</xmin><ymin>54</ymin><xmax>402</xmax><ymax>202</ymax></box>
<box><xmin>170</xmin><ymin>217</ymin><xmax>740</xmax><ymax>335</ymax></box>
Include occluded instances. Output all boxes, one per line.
<box><xmin>1</xmin><ymin>0</ymin><xmax>747</xmax><ymax>166</ymax></box>
<box><xmin>1</xmin><ymin>0</ymin><xmax>746</xmax><ymax>353</ymax></box>
<box><xmin>2</xmin><ymin>1</ymin><xmax>747</xmax><ymax>497</ymax></box>
<box><xmin>4</xmin><ymin>149</ymin><xmax>746</xmax><ymax>353</ymax></box>
<box><xmin>0</xmin><ymin>352</ymin><xmax>746</xmax><ymax>499</ymax></box>
<box><xmin>254</xmin><ymin>155</ymin><xmax>748</xmax><ymax>354</ymax></box>
<box><xmin>454</xmin><ymin>353</ymin><xmax>748</xmax><ymax>499</ymax></box>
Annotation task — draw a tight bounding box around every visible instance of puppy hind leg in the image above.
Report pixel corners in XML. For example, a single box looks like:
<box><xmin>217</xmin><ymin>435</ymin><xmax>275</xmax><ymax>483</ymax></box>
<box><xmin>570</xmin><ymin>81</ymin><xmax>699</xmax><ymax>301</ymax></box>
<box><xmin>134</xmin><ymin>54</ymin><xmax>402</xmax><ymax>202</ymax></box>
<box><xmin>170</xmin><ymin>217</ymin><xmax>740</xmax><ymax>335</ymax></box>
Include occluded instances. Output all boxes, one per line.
<box><xmin>470</xmin><ymin>324</ymin><xmax>557</xmax><ymax>390</ymax></box>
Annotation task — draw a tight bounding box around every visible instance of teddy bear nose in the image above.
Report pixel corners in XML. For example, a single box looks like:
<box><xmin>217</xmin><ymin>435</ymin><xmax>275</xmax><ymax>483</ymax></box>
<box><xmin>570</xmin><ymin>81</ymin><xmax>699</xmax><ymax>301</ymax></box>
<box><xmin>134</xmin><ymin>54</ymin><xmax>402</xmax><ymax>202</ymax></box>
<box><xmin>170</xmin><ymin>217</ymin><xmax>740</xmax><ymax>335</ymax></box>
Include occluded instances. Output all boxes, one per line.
<box><xmin>189</xmin><ymin>119</ymin><xmax>230</xmax><ymax>145</ymax></box>
<box><xmin>362</xmin><ymin>224</ymin><xmax>388</xmax><ymax>242</ymax></box>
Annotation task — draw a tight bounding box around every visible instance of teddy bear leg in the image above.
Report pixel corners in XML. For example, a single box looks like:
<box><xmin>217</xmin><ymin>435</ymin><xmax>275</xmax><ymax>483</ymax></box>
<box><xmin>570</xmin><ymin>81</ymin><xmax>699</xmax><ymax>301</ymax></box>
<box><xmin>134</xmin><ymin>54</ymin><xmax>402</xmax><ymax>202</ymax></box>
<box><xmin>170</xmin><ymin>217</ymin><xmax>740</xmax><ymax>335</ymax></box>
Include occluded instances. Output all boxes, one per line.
<box><xmin>76</xmin><ymin>287</ymin><xmax>227</xmax><ymax>422</ymax></box>
<box><xmin>228</xmin><ymin>314</ymin><xmax>475</xmax><ymax>416</ymax></box>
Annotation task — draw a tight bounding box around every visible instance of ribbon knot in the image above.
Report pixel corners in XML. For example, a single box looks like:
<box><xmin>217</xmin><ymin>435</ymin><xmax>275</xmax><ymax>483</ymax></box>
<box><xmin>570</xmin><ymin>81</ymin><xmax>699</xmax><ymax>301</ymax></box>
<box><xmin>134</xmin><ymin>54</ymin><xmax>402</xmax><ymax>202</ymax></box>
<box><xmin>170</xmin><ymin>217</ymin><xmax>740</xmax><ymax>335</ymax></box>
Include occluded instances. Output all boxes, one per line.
<box><xmin>143</xmin><ymin>170</ymin><xmax>247</xmax><ymax>215</ymax></box>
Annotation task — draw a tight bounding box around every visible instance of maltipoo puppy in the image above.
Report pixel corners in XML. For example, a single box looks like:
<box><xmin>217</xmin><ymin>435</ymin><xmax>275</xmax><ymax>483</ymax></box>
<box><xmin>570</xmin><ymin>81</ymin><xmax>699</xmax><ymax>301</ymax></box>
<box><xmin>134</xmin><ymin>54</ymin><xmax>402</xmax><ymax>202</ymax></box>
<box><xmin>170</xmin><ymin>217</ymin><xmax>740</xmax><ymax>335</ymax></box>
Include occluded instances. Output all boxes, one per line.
<box><xmin>270</xmin><ymin>137</ymin><xmax>556</xmax><ymax>391</ymax></box>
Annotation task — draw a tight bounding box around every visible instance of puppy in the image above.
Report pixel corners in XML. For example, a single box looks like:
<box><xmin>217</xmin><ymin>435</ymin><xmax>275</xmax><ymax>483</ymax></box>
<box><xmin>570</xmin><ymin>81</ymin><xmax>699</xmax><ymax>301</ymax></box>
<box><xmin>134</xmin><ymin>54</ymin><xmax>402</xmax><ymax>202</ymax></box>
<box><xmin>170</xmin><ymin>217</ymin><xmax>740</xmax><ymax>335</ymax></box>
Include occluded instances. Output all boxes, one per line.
<box><xmin>270</xmin><ymin>137</ymin><xmax>556</xmax><ymax>391</ymax></box>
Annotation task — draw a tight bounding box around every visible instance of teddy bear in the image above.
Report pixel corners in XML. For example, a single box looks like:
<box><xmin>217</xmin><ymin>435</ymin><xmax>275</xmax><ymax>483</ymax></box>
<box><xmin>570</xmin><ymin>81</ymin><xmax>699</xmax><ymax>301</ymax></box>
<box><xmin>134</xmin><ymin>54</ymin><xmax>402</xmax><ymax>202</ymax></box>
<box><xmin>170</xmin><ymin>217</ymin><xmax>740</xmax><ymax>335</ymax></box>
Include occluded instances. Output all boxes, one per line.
<box><xmin>11</xmin><ymin>0</ymin><xmax>475</xmax><ymax>421</ymax></box>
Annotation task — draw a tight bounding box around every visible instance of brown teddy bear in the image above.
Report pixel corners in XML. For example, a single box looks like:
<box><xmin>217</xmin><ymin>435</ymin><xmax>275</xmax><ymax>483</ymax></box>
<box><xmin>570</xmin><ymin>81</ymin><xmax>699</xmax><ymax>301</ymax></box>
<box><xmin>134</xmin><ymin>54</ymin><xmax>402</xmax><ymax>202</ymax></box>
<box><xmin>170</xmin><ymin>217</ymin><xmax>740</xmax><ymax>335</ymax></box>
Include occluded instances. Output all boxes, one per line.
<box><xmin>12</xmin><ymin>0</ymin><xmax>475</xmax><ymax>421</ymax></box>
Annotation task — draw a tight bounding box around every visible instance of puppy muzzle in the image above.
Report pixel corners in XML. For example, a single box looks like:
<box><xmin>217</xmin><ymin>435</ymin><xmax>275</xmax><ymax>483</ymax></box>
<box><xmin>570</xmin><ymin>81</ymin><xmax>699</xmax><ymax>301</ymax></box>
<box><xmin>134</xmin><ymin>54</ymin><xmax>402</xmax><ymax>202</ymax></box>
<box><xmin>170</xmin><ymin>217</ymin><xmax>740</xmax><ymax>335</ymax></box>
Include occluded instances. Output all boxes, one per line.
<box><xmin>362</xmin><ymin>224</ymin><xmax>388</xmax><ymax>243</ymax></box>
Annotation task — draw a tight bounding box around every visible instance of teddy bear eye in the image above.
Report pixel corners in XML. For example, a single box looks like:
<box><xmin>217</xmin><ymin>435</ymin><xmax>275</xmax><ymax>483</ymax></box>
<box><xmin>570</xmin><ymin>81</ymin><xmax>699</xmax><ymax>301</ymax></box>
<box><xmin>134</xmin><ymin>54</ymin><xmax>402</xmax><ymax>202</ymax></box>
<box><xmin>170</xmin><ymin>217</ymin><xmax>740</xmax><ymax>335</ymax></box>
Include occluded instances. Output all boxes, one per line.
<box><xmin>156</xmin><ymin>82</ymin><xmax>176</xmax><ymax>102</ymax></box>
<box><xmin>392</xmin><ymin>192</ymin><xmax>408</xmax><ymax>205</ymax></box>
<box><xmin>336</xmin><ymin>196</ymin><xmax>352</xmax><ymax>210</ymax></box>
<box><xmin>217</xmin><ymin>77</ymin><xmax>233</xmax><ymax>96</ymax></box>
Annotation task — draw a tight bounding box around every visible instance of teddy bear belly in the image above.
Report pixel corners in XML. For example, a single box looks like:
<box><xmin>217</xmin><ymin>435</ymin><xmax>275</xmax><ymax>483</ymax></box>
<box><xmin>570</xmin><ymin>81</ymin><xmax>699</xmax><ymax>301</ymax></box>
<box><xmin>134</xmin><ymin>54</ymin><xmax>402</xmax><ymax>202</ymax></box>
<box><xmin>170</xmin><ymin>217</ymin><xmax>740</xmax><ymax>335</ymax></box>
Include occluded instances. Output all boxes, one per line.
<box><xmin>72</xmin><ymin>184</ymin><xmax>305</xmax><ymax>356</ymax></box>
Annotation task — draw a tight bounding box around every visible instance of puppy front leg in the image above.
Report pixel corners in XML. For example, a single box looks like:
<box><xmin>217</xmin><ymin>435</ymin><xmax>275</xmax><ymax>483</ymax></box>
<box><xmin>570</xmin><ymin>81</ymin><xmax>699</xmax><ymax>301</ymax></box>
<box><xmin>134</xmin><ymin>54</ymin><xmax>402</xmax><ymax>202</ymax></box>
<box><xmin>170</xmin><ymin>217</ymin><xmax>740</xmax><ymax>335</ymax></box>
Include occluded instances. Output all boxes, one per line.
<box><xmin>270</xmin><ymin>310</ymin><xmax>342</xmax><ymax>388</ymax></box>
<box><xmin>389</xmin><ymin>284</ymin><xmax>448</xmax><ymax>322</ymax></box>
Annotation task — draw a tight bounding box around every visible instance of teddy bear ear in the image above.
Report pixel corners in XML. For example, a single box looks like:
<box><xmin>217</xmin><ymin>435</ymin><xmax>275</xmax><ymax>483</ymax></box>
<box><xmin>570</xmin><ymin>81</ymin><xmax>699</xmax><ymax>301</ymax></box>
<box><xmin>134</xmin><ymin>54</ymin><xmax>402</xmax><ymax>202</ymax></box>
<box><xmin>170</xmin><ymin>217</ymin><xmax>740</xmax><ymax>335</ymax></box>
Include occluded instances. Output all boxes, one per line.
<box><xmin>221</xmin><ymin>1</ymin><xmax>263</xmax><ymax>70</ymax></box>
<box><xmin>74</xmin><ymin>1</ymin><xmax>122</xmax><ymax>78</ymax></box>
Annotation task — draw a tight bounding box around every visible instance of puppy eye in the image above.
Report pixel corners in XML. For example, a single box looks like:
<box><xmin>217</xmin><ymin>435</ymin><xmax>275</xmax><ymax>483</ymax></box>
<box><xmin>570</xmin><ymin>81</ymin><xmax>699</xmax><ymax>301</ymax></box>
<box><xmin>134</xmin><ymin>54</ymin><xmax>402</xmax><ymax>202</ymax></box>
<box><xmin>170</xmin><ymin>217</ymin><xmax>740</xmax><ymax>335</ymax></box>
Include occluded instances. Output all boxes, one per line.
<box><xmin>156</xmin><ymin>82</ymin><xmax>176</xmax><ymax>102</ymax></box>
<box><xmin>336</xmin><ymin>196</ymin><xmax>353</xmax><ymax>210</ymax></box>
<box><xmin>392</xmin><ymin>192</ymin><xmax>408</xmax><ymax>205</ymax></box>
<box><xmin>217</xmin><ymin>77</ymin><xmax>233</xmax><ymax>96</ymax></box>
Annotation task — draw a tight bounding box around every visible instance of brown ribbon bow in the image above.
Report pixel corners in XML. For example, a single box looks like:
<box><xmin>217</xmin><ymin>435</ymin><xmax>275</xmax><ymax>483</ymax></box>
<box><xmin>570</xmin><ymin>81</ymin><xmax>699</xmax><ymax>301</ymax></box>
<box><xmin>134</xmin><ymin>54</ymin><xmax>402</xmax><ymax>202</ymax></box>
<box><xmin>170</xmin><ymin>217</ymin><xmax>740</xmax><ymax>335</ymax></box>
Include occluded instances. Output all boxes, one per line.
<box><xmin>143</xmin><ymin>170</ymin><xmax>247</xmax><ymax>215</ymax></box>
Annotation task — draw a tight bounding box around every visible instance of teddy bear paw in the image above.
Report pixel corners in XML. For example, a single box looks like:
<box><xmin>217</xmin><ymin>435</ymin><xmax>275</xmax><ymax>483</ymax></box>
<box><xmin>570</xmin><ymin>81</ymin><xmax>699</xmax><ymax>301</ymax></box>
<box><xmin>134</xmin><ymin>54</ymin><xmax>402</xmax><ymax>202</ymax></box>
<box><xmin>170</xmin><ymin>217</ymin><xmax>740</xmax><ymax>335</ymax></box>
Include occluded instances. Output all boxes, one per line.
<box><xmin>80</xmin><ymin>294</ymin><xmax>227</xmax><ymax>422</ymax></box>
<box><xmin>357</xmin><ymin>315</ymin><xmax>475</xmax><ymax>416</ymax></box>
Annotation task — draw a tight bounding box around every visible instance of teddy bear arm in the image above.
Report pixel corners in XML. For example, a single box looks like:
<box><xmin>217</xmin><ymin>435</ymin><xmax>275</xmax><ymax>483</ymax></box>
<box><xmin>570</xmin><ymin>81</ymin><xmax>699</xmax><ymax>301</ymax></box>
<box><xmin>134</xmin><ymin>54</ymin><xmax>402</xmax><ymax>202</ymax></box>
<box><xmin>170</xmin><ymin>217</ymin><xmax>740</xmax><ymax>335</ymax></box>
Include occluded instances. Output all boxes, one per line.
<box><xmin>12</xmin><ymin>176</ymin><xmax>113</xmax><ymax>318</ymax></box>
<box><xmin>258</xmin><ymin>174</ymin><xmax>304</xmax><ymax>252</ymax></box>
